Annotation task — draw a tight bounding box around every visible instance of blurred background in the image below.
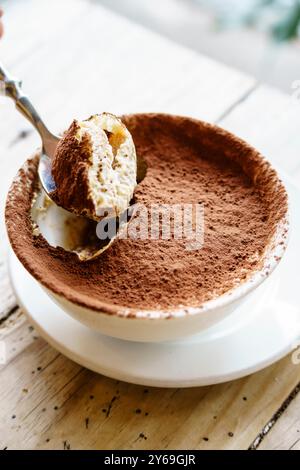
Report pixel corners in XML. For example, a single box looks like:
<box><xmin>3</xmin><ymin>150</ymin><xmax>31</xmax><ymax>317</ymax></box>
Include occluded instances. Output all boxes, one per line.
<box><xmin>1</xmin><ymin>0</ymin><xmax>300</xmax><ymax>92</ymax></box>
<box><xmin>1</xmin><ymin>0</ymin><xmax>299</xmax><ymax>92</ymax></box>
<box><xmin>96</xmin><ymin>0</ymin><xmax>300</xmax><ymax>92</ymax></box>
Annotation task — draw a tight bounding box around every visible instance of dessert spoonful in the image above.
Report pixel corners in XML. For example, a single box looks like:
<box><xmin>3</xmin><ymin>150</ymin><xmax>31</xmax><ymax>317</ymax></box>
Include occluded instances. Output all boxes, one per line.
<box><xmin>50</xmin><ymin>113</ymin><xmax>138</xmax><ymax>221</ymax></box>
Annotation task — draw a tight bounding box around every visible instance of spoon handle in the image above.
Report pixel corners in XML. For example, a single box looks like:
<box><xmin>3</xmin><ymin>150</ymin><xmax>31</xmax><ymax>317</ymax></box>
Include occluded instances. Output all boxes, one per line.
<box><xmin>0</xmin><ymin>62</ymin><xmax>55</xmax><ymax>143</ymax></box>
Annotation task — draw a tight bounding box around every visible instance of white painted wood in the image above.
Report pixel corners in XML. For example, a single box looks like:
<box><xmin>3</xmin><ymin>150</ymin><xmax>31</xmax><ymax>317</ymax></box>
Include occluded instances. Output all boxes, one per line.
<box><xmin>220</xmin><ymin>84</ymin><xmax>300</xmax><ymax>175</ymax></box>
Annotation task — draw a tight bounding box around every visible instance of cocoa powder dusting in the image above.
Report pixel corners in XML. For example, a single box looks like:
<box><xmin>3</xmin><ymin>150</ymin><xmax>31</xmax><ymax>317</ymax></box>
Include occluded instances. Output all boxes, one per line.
<box><xmin>50</xmin><ymin>120</ymin><xmax>95</xmax><ymax>217</ymax></box>
<box><xmin>5</xmin><ymin>114</ymin><xmax>288</xmax><ymax>314</ymax></box>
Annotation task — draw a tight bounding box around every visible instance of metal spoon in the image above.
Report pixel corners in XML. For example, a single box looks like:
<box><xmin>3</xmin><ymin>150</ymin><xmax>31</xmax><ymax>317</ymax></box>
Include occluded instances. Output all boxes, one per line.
<box><xmin>0</xmin><ymin>62</ymin><xmax>58</xmax><ymax>195</ymax></box>
<box><xmin>0</xmin><ymin>62</ymin><xmax>147</xmax><ymax>198</ymax></box>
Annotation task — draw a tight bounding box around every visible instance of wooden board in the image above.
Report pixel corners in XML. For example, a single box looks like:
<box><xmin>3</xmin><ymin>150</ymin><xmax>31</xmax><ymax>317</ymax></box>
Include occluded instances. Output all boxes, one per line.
<box><xmin>1</xmin><ymin>0</ymin><xmax>300</xmax><ymax>450</ymax></box>
<box><xmin>258</xmin><ymin>386</ymin><xmax>300</xmax><ymax>450</ymax></box>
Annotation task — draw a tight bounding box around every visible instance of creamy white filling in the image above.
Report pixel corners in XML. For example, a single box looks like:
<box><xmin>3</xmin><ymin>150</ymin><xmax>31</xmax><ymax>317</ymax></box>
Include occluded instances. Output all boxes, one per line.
<box><xmin>76</xmin><ymin>113</ymin><xmax>137</xmax><ymax>218</ymax></box>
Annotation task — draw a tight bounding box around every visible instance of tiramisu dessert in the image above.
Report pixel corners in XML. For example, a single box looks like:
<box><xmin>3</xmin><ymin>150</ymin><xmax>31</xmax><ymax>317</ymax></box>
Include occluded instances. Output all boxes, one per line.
<box><xmin>51</xmin><ymin>113</ymin><xmax>137</xmax><ymax>220</ymax></box>
<box><xmin>6</xmin><ymin>113</ymin><xmax>288</xmax><ymax>314</ymax></box>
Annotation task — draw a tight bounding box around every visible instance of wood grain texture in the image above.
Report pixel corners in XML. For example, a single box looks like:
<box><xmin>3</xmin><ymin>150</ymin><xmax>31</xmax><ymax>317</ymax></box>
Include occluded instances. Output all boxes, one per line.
<box><xmin>1</xmin><ymin>0</ymin><xmax>300</xmax><ymax>451</ymax></box>
<box><xmin>220</xmin><ymin>84</ymin><xmax>300</xmax><ymax>174</ymax></box>
<box><xmin>0</xmin><ymin>258</ymin><xmax>16</xmax><ymax>321</ymax></box>
<box><xmin>0</xmin><ymin>312</ymin><xmax>300</xmax><ymax>450</ymax></box>
<box><xmin>258</xmin><ymin>383</ymin><xmax>300</xmax><ymax>450</ymax></box>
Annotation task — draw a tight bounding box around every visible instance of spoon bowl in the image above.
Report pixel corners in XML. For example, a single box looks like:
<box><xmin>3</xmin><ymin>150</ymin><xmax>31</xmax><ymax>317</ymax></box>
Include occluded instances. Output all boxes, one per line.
<box><xmin>38</xmin><ymin>148</ymin><xmax>58</xmax><ymax>194</ymax></box>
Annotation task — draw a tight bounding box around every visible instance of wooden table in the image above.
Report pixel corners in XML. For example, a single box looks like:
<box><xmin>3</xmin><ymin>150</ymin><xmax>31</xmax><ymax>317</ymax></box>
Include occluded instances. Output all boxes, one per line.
<box><xmin>1</xmin><ymin>0</ymin><xmax>300</xmax><ymax>450</ymax></box>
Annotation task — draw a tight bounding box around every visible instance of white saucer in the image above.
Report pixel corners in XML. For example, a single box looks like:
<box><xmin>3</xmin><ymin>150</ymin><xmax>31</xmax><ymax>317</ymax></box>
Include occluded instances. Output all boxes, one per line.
<box><xmin>8</xmin><ymin>178</ymin><xmax>300</xmax><ymax>388</ymax></box>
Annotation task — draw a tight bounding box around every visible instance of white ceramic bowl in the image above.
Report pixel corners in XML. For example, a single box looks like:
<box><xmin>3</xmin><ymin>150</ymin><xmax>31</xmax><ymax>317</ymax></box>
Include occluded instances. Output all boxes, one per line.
<box><xmin>43</xmin><ymin>280</ymin><xmax>268</xmax><ymax>342</ymax></box>
<box><xmin>6</xmin><ymin>114</ymin><xmax>289</xmax><ymax>342</ymax></box>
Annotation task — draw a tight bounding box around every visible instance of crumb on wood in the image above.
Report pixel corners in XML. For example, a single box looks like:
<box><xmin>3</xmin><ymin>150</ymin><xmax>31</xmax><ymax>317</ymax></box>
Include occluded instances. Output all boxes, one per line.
<box><xmin>63</xmin><ymin>440</ymin><xmax>71</xmax><ymax>450</ymax></box>
<box><xmin>106</xmin><ymin>395</ymin><xmax>119</xmax><ymax>418</ymax></box>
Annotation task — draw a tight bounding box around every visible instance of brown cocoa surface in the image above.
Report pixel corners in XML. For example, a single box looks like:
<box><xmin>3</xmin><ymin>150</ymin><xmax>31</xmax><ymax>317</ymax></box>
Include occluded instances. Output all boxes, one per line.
<box><xmin>5</xmin><ymin>114</ymin><xmax>288</xmax><ymax>313</ymax></box>
<box><xmin>51</xmin><ymin>120</ymin><xmax>95</xmax><ymax>217</ymax></box>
